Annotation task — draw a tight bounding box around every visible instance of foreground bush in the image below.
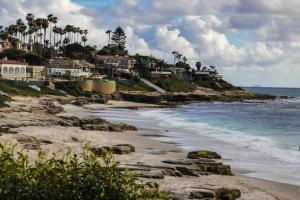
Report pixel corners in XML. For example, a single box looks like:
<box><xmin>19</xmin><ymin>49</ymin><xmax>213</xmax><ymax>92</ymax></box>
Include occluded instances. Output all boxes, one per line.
<box><xmin>0</xmin><ymin>145</ymin><xmax>169</xmax><ymax>200</ymax></box>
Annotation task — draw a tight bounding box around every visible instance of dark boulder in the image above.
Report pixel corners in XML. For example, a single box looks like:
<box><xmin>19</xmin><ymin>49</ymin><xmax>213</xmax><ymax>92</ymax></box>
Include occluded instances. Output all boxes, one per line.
<box><xmin>188</xmin><ymin>150</ymin><xmax>222</xmax><ymax>159</ymax></box>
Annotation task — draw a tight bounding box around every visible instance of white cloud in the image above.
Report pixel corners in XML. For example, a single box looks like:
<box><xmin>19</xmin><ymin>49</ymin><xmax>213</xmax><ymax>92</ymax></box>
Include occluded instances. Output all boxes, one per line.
<box><xmin>1</xmin><ymin>0</ymin><xmax>300</xmax><ymax>87</ymax></box>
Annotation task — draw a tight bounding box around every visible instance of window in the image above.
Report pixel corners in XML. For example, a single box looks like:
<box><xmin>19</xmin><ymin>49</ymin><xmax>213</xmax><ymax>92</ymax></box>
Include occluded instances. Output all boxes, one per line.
<box><xmin>2</xmin><ymin>67</ymin><xmax>8</xmax><ymax>74</ymax></box>
<box><xmin>15</xmin><ymin>68</ymin><xmax>19</xmax><ymax>75</ymax></box>
<box><xmin>9</xmin><ymin>67</ymin><xmax>13</xmax><ymax>75</ymax></box>
<box><xmin>20</xmin><ymin>68</ymin><xmax>25</xmax><ymax>75</ymax></box>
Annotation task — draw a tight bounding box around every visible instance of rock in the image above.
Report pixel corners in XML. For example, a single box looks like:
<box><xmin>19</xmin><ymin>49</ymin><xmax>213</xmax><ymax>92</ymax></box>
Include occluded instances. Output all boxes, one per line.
<box><xmin>72</xmin><ymin>97</ymin><xmax>91</xmax><ymax>106</ymax></box>
<box><xmin>135</xmin><ymin>169</ymin><xmax>164</xmax><ymax>179</ymax></box>
<box><xmin>215</xmin><ymin>188</ymin><xmax>241</xmax><ymax>200</ymax></box>
<box><xmin>91</xmin><ymin>146</ymin><xmax>111</xmax><ymax>156</ymax></box>
<box><xmin>39</xmin><ymin>139</ymin><xmax>53</xmax><ymax>145</ymax></box>
<box><xmin>189</xmin><ymin>189</ymin><xmax>216</xmax><ymax>199</ymax></box>
<box><xmin>15</xmin><ymin>134</ymin><xmax>41</xmax><ymax>150</ymax></box>
<box><xmin>42</xmin><ymin>99</ymin><xmax>64</xmax><ymax>114</ymax></box>
<box><xmin>175</xmin><ymin>166</ymin><xmax>199</xmax><ymax>177</ymax></box>
<box><xmin>112</xmin><ymin>144</ymin><xmax>135</xmax><ymax>155</ymax></box>
<box><xmin>92</xmin><ymin>95</ymin><xmax>109</xmax><ymax>104</ymax></box>
<box><xmin>187</xmin><ymin>150</ymin><xmax>222</xmax><ymax>159</ymax></box>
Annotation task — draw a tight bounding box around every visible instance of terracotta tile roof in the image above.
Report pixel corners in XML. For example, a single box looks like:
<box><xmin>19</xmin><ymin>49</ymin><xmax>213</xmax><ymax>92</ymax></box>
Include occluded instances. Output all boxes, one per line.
<box><xmin>45</xmin><ymin>58</ymin><xmax>95</xmax><ymax>69</ymax></box>
<box><xmin>0</xmin><ymin>60</ymin><xmax>27</xmax><ymax>65</ymax></box>
<box><xmin>95</xmin><ymin>55</ymin><xmax>135</xmax><ymax>61</ymax></box>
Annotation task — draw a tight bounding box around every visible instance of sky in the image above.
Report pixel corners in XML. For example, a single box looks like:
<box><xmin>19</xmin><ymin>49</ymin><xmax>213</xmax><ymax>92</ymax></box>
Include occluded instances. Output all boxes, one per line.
<box><xmin>1</xmin><ymin>0</ymin><xmax>300</xmax><ymax>87</ymax></box>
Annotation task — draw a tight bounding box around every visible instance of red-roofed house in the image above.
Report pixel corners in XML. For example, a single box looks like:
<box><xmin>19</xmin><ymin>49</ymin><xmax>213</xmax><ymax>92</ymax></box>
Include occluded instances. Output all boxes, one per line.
<box><xmin>95</xmin><ymin>55</ymin><xmax>136</xmax><ymax>72</ymax></box>
<box><xmin>0</xmin><ymin>59</ymin><xmax>28</xmax><ymax>80</ymax></box>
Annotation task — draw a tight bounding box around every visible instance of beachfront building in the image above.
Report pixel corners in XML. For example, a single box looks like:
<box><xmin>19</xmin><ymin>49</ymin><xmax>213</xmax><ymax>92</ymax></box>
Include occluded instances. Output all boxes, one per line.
<box><xmin>192</xmin><ymin>69</ymin><xmax>211</xmax><ymax>81</ymax></box>
<box><xmin>150</xmin><ymin>70</ymin><xmax>172</xmax><ymax>80</ymax></box>
<box><xmin>94</xmin><ymin>55</ymin><xmax>136</xmax><ymax>72</ymax></box>
<box><xmin>26</xmin><ymin>65</ymin><xmax>45</xmax><ymax>80</ymax></box>
<box><xmin>45</xmin><ymin>58</ymin><xmax>95</xmax><ymax>79</ymax></box>
<box><xmin>0</xmin><ymin>59</ymin><xmax>27</xmax><ymax>80</ymax></box>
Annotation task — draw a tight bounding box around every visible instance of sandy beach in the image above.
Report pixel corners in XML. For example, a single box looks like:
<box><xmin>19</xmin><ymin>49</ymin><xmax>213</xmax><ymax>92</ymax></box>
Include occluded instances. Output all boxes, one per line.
<box><xmin>1</xmin><ymin>96</ymin><xmax>300</xmax><ymax>200</ymax></box>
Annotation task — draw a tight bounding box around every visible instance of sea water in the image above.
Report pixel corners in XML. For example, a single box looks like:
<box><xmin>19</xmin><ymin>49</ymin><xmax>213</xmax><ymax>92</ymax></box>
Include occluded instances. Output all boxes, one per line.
<box><xmin>94</xmin><ymin>87</ymin><xmax>300</xmax><ymax>186</ymax></box>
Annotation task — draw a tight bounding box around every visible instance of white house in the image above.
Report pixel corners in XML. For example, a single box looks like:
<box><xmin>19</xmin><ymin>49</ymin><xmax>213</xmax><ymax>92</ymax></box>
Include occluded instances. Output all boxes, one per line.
<box><xmin>45</xmin><ymin>58</ymin><xmax>95</xmax><ymax>79</ymax></box>
<box><xmin>0</xmin><ymin>59</ymin><xmax>27</xmax><ymax>80</ymax></box>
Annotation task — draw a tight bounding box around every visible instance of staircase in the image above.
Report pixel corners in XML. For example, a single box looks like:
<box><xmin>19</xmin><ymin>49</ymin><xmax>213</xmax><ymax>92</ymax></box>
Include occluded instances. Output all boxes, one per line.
<box><xmin>139</xmin><ymin>77</ymin><xmax>166</xmax><ymax>93</ymax></box>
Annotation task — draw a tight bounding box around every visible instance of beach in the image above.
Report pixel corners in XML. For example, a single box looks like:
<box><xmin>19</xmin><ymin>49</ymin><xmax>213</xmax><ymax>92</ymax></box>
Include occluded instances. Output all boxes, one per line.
<box><xmin>1</xmin><ymin>96</ymin><xmax>300</xmax><ymax>200</ymax></box>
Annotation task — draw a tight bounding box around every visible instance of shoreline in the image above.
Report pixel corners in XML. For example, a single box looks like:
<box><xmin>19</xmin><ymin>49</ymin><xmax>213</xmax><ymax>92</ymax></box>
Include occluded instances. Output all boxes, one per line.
<box><xmin>1</xmin><ymin>96</ymin><xmax>300</xmax><ymax>199</ymax></box>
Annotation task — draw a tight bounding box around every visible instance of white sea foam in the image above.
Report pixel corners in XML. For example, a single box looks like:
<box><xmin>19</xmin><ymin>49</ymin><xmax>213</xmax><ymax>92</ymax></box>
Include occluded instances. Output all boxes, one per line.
<box><xmin>138</xmin><ymin>109</ymin><xmax>300</xmax><ymax>165</ymax></box>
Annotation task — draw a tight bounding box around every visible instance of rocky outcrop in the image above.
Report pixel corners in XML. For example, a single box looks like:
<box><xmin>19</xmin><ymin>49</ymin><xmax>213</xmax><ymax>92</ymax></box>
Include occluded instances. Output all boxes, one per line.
<box><xmin>44</xmin><ymin>102</ymin><xmax>64</xmax><ymax>115</ymax></box>
<box><xmin>170</xmin><ymin>187</ymin><xmax>241</xmax><ymax>200</ymax></box>
<box><xmin>15</xmin><ymin>134</ymin><xmax>41</xmax><ymax>150</ymax></box>
<box><xmin>187</xmin><ymin>150</ymin><xmax>222</xmax><ymax>159</ymax></box>
<box><xmin>119</xmin><ymin>90</ymin><xmax>276</xmax><ymax>105</ymax></box>
<box><xmin>72</xmin><ymin>95</ymin><xmax>109</xmax><ymax>106</ymax></box>
<box><xmin>58</xmin><ymin>116</ymin><xmax>137</xmax><ymax>132</ymax></box>
<box><xmin>91</xmin><ymin>144</ymin><xmax>135</xmax><ymax>156</ymax></box>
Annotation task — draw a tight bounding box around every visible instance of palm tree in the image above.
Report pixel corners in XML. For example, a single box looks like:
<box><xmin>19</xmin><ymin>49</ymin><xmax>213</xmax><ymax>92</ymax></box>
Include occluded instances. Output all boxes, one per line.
<box><xmin>106</xmin><ymin>30</ymin><xmax>112</xmax><ymax>45</ymax></box>
<box><xmin>42</xmin><ymin>18</ymin><xmax>49</xmax><ymax>46</ymax></box>
<box><xmin>172</xmin><ymin>51</ymin><xmax>178</xmax><ymax>65</ymax></box>
<box><xmin>81</xmin><ymin>36</ymin><xmax>87</xmax><ymax>47</ymax></box>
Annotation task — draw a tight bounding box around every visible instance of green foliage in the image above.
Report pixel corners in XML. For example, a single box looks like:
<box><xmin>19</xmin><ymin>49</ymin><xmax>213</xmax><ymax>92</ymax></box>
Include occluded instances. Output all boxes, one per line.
<box><xmin>0</xmin><ymin>79</ymin><xmax>63</xmax><ymax>97</ymax></box>
<box><xmin>0</xmin><ymin>48</ymin><xmax>47</xmax><ymax>65</ymax></box>
<box><xmin>111</xmin><ymin>26</ymin><xmax>126</xmax><ymax>51</ymax></box>
<box><xmin>55</xmin><ymin>81</ymin><xmax>92</xmax><ymax>97</ymax></box>
<box><xmin>116</xmin><ymin>77</ymin><xmax>155</xmax><ymax>92</ymax></box>
<box><xmin>0</xmin><ymin>145</ymin><xmax>169</xmax><ymax>200</ymax></box>
<box><xmin>196</xmin><ymin>79</ymin><xmax>242</xmax><ymax>91</ymax></box>
<box><xmin>0</xmin><ymin>48</ymin><xmax>25</xmax><ymax>61</ymax></box>
<box><xmin>152</xmin><ymin>75</ymin><xmax>194</xmax><ymax>92</ymax></box>
<box><xmin>63</xmin><ymin>43</ymin><xmax>87</xmax><ymax>59</ymax></box>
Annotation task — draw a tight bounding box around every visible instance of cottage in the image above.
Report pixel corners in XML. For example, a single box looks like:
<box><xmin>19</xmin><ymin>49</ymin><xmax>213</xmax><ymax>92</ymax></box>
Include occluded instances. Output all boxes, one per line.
<box><xmin>0</xmin><ymin>59</ymin><xmax>27</xmax><ymax>80</ymax></box>
<box><xmin>26</xmin><ymin>65</ymin><xmax>45</xmax><ymax>80</ymax></box>
<box><xmin>192</xmin><ymin>70</ymin><xmax>211</xmax><ymax>81</ymax></box>
<box><xmin>95</xmin><ymin>55</ymin><xmax>136</xmax><ymax>72</ymax></box>
<box><xmin>150</xmin><ymin>71</ymin><xmax>172</xmax><ymax>80</ymax></box>
<box><xmin>45</xmin><ymin>58</ymin><xmax>95</xmax><ymax>79</ymax></box>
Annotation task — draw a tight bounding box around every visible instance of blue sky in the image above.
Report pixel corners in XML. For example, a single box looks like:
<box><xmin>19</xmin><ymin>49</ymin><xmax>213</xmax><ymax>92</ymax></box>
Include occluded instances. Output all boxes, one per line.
<box><xmin>1</xmin><ymin>0</ymin><xmax>300</xmax><ymax>87</ymax></box>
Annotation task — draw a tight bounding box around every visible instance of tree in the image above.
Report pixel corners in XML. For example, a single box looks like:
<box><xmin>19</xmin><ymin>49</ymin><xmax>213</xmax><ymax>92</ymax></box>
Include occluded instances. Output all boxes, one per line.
<box><xmin>111</xmin><ymin>26</ymin><xmax>126</xmax><ymax>51</ymax></box>
<box><xmin>106</xmin><ymin>30</ymin><xmax>112</xmax><ymax>46</ymax></box>
<box><xmin>196</xmin><ymin>61</ymin><xmax>202</xmax><ymax>71</ymax></box>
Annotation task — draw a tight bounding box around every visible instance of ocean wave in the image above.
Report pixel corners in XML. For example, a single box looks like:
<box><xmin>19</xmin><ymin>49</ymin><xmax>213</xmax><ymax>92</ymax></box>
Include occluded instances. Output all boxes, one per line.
<box><xmin>138</xmin><ymin>109</ymin><xmax>300</xmax><ymax>165</ymax></box>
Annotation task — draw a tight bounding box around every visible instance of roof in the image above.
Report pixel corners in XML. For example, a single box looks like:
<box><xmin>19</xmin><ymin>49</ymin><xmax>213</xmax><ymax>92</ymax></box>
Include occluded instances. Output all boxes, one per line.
<box><xmin>151</xmin><ymin>71</ymin><xmax>172</xmax><ymax>75</ymax></box>
<box><xmin>45</xmin><ymin>58</ymin><xmax>95</xmax><ymax>69</ymax></box>
<box><xmin>95</xmin><ymin>55</ymin><xmax>135</xmax><ymax>61</ymax></box>
<box><xmin>0</xmin><ymin>60</ymin><xmax>27</xmax><ymax>65</ymax></box>
<box><xmin>195</xmin><ymin>71</ymin><xmax>210</xmax><ymax>75</ymax></box>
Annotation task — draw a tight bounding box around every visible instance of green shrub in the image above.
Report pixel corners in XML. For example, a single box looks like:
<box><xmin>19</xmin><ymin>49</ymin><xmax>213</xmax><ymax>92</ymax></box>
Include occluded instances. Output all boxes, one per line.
<box><xmin>55</xmin><ymin>81</ymin><xmax>92</xmax><ymax>97</ymax></box>
<box><xmin>0</xmin><ymin>144</ymin><xmax>169</xmax><ymax>200</ymax></box>
<box><xmin>116</xmin><ymin>77</ymin><xmax>154</xmax><ymax>92</ymax></box>
<box><xmin>152</xmin><ymin>75</ymin><xmax>194</xmax><ymax>92</ymax></box>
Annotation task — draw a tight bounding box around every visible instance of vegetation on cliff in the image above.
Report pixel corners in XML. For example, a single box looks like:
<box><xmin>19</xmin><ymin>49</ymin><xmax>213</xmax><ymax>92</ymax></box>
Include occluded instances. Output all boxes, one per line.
<box><xmin>0</xmin><ymin>145</ymin><xmax>169</xmax><ymax>200</ymax></box>
<box><xmin>0</xmin><ymin>79</ymin><xmax>63</xmax><ymax>97</ymax></box>
<box><xmin>152</xmin><ymin>75</ymin><xmax>194</xmax><ymax>92</ymax></box>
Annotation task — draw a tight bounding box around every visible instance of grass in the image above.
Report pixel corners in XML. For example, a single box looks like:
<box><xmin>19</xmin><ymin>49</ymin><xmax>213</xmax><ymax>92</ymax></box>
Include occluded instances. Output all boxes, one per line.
<box><xmin>0</xmin><ymin>144</ymin><xmax>169</xmax><ymax>200</ymax></box>
<box><xmin>54</xmin><ymin>81</ymin><xmax>93</xmax><ymax>97</ymax></box>
<box><xmin>0</xmin><ymin>79</ymin><xmax>64</xmax><ymax>97</ymax></box>
<box><xmin>152</xmin><ymin>75</ymin><xmax>194</xmax><ymax>92</ymax></box>
<box><xmin>116</xmin><ymin>77</ymin><xmax>155</xmax><ymax>92</ymax></box>
<box><xmin>196</xmin><ymin>79</ymin><xmax>242</xmax><ymax>91</ymax></box>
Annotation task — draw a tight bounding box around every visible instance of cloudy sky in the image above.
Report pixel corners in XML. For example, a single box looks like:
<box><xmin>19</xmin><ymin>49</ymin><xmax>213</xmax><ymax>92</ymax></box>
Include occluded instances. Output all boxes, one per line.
<box><xmin>1</xmin><ymin>0</ymin><xmax>300</xmax><ymax>87</ymax></box>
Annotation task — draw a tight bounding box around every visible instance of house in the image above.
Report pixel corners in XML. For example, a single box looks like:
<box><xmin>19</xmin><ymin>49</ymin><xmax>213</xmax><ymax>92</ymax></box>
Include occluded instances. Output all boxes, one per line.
<box><xmin>0</xmin><ymin>59</ymin><xmax>27</xmax><ymax>80</ymax></box>
<box><xmin>150</xmin><ymin>70</ymin><xmax>172</xmax><ymax>80</ymax></box>
<box><xmin>92</xmin><ymin>64</ymin><xmax>117</xmax><ymax>78</ymax></box>
<box><xmin>45</xmin><ymin>58</ymin><xmax>95</xmax><ymax>79</ymax></box>
<box><xmin>192</xmin><ymin>69</ymin><xmax>211</xmax><ymax>81</ymax></box>
<box><xmin>0</xmin><ymin>40</ymin><xmax>12</xmax><ymax>52</ymax></box>
<box><xmin>94</xmin><ymin>55</ymin><xmax>136</xmax><ymax>72</ymax></box>
<box><xmin>26</xmin><ymin>65</ymin><xmax>45</xmax><ymax>80</ymax></box>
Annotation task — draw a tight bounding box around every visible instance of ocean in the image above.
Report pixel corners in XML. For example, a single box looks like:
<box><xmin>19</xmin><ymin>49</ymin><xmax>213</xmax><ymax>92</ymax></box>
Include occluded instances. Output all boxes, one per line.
<box><xmin>94</xmin><ymin>87</ymin><xmax>300</xmax><ymax>186</ymax></box>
